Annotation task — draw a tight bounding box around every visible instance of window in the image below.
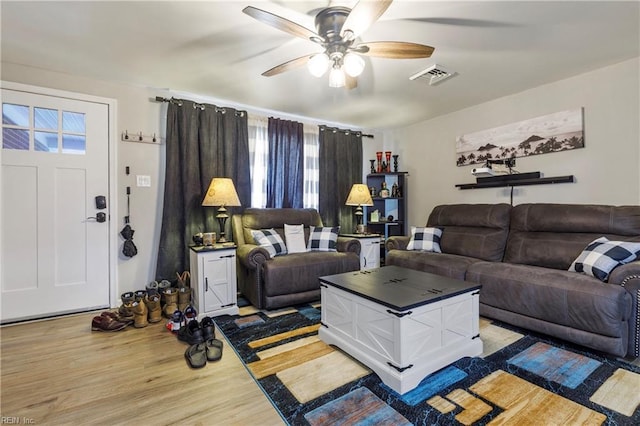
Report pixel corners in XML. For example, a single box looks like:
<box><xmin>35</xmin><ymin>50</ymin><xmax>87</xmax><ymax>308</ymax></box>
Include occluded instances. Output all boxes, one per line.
<box><xmin>2</xmin><ymin>103</ymin><xmax>86</xmax><ymax>154</ymax></box>
<box><xmin>248</xmin><ymin>116</ymin><xmax>319</xmax><ymax>209</ymax></box>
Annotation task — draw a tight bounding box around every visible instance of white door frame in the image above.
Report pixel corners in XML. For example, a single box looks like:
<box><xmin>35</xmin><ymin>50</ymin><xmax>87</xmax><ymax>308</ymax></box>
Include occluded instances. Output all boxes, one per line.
<box><xmin>1</xmin><ymin>80</ymin><xmax>119</xmax><ymax>311</ymax></box>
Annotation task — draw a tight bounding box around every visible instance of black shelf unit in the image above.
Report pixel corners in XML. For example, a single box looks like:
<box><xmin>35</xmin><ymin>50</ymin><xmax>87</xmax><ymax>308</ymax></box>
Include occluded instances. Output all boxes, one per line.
<box><xmin>455</xmin><ymin>175</ymin><xmax>574</xmax><ymax>190</ymax></box>
<box><xmin>364</xmin><ymin>172</ymin><xmax>408</xmax><ymax>264</ymax></box>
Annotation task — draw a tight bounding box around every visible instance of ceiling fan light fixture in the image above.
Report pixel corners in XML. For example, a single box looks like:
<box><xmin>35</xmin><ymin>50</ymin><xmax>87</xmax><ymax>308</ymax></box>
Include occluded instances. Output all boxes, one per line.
<box><xmin>329</xmin><ymin>66</ymin><xmax>346</xmax><ymax>88</ymax></box>
<box><xmin>307</xmin><ymin>53</ymin><xmax>330</xmax><ymax>77</ymax></box>
<box><xmin>343</xmin><ymin>53</ymin><xmax>365</xmax><ymax>77</ymax></box>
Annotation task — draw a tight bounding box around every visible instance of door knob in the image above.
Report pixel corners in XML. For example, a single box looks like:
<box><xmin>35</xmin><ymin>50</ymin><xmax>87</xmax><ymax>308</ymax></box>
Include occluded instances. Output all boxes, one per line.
<box><xmin>87</xmin><ymin>212</ymin><xmax>107</xmax><ymax>223</ymax></box>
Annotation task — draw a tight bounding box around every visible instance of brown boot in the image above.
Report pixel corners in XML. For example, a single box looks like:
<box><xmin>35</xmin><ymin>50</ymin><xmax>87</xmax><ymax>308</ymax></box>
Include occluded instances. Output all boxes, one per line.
<box><xmin>132</xmin><ymin>301</ymin><xmax>148</xmax><ymax>328</ymax></box>
<box><xmin>145</xmin><ymin>290</ymin><xmax>162</xmax><ymax>323</ymax></box>
<box><xmin>132</xmin><ymin>292</ymin><xmax>148</xmax><ymax>328</ymax></box>
<box><xmin>118</xmin><ymin>291</ymin><xmax>135</xmax><ymax>321</ymax></box>
<box><xmin>178</xmin><ymin>287</ymin><xmax>192</xmax><ymax>312</ymax></box>
<box><xmin>163</xmin><ymin>288</ymin><xmax>179</xmax><ymax>318</ymax></box>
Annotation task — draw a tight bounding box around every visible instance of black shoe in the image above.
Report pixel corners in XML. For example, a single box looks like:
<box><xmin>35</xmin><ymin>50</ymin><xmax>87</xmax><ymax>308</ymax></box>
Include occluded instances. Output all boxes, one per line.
<box><xmin>200</xmin><ymin>316</ymin><xmax>215</xmax><ymax>341</ymax></box>
<box><xmin>177</xmin><ymin>319</ymin><xmax>204</xmax><ymax>345</ymax></box>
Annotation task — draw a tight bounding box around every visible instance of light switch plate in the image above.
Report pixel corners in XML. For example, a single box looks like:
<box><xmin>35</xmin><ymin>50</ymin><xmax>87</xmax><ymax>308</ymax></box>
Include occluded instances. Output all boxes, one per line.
<box><xmin>136</xmin><ymin>175</ymin><xmax>151</xmax><ymax>187</ymax></box>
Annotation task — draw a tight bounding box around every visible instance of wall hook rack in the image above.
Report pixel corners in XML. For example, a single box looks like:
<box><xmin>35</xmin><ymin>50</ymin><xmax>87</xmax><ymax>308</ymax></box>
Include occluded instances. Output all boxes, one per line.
<box><xmin>121</xmin><ymin>130</ymin><xmax>161</xmax><ymax>145</ymax></box>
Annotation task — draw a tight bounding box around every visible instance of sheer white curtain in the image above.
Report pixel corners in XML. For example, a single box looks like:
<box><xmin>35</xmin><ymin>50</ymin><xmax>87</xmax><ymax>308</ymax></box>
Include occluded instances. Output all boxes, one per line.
<box><xmin>248</xmin><ymin>115</ymin><xmax>268</xmax><ymax>208</ymax></box>
<box><xmin>303</xmin><ymin>123</ymin><xmax>319</xmax><ymax>210</ymax></box>
<box><xmin>248</xmin><ymin>115</ymin><xmax>320</xmax><ymax>209</ymax></box>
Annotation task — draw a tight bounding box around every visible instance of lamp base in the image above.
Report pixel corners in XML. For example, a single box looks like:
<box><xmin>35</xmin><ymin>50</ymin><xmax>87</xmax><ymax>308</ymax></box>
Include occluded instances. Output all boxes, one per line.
<box><xmin>216</xmin><ymin>206</ymin><xmax>230</xmax><ymax>244</ymax></box>
<box><xmin>354</xmin><ymin>206</ymin><xmax>364</xmax><ymax>233</ymax></box>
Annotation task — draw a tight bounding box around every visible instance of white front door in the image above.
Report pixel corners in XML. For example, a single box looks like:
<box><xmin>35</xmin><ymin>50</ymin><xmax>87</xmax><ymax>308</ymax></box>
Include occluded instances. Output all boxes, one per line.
<box><xmin>1</xmin><ymin>88</ymin><xmax>111</xmax><ymax>322</ymax></box>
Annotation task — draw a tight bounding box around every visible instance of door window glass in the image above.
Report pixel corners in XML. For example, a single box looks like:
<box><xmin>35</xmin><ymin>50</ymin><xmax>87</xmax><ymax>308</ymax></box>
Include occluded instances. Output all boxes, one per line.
<box><xmin>62</xmin><ymin>135</ymin><xmax>86</xmax><ymax>155</ymax></box>
<box><xmin>2</xmin><ymin>104</ymin><xmax>86</xmax><ymax>154</ymax></box>
<box><xmin>35</xmin><ymin>107</ymin><xmax>58</xmax><ymax>130</ymax></box>
<box><xmin>2</xmin><ymin>103</ymin><xmax>29</xmax><ymax>126</ymax></box>
<box><xmin>2</xmin><ymin>128</ymin><xmax>29</xmax><ymax>150</ymax></box>
<box><xmin>35</xmin><ymin>131</ymin><xmax>58</xmax><ymax>152</ymax></box>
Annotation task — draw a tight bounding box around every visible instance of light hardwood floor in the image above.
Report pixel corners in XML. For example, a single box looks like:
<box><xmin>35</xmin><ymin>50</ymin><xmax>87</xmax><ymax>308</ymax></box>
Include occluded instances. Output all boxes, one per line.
<box><xmin>1</xmin><ymin>311</ymin><xmax>285</xmax><ymax>426</ymax></box>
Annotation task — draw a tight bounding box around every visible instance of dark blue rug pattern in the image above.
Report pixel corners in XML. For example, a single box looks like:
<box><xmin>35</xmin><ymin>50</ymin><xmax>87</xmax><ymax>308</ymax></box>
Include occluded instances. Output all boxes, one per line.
<box><xmin>214</xmin><ymin>305</ymin><xmax>640</xmax><ymax>425</ymax></box>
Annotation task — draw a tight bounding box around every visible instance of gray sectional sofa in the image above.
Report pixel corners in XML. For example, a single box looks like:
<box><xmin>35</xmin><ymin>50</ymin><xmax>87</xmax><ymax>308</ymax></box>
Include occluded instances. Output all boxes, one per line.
<box><xmin>386</xmin><ymin>203</ymin><xmax>640</xmax><ymax>358</ymax></box>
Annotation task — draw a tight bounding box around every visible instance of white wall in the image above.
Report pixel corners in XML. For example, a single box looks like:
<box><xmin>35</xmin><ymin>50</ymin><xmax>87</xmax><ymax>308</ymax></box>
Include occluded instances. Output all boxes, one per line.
<box><xmin>0</xmin><ymin>62</ymin><xmax>366</xmax><ymax>300</ymax></box>
<box><xmin>3</xmin><ymin>57</ymin><xmax>638</xmax><ymax>300</ymax></box>
<box><xmin>385</xmin><ymin>58</ymin><xmax>640</xmax><ymax>228</ymax></box>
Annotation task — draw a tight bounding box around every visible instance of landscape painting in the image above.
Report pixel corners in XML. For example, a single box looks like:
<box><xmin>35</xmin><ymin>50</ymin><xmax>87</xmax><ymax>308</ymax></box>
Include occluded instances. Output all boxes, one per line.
<box><xmin>455</xmin><ymin>108</ymin><xmax>584</xmax><ymax>166</ymax></box>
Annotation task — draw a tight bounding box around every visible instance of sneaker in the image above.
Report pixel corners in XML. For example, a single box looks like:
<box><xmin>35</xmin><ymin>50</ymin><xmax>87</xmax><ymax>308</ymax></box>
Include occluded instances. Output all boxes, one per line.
<box><xmin>184</xmin><ymin>305</ymin><xmax>198</xmax><ymax>323</ymax></box>
<box><xmin>168</xmin><ymin>310</ymin><xmax>184</xmax><ymax>333</ymax></box>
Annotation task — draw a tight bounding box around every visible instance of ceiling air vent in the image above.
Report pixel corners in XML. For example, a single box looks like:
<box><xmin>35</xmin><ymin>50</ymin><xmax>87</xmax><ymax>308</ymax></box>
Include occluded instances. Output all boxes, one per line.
<box><xmin>409</xmin><ymin>64</ymin><xmax>456</xmax><ymax>86</ymax></box>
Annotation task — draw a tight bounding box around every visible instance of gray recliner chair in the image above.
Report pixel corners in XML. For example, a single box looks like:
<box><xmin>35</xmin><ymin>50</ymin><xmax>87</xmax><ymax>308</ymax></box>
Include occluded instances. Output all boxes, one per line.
<box><xmin>232</xmin><ymin>208</ymin><xmax>361</xmax><ymax>310</ymax></box>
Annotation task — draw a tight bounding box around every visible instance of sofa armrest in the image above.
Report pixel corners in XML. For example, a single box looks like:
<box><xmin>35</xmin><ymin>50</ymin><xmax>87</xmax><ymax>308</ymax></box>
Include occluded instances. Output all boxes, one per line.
<box><xmin>609</xmin><ymin>260</ymin><xmax>640</xmax><ymax>285</ymax></box>
<box><xmin>386</xmin><ymin>236</ymin><xmax>410</xmax><ymax>251</ymax></box>
<box><xmin>337</xmin><ymin>237</ymin><xmax>361</xmax><ymax>255</ymax></box>
<box><xmin>609</xmin><ymin>260</ymin><xmax>640</xmax><ymax>357</ymax></box>
<box><xmin>236</xmin><ymin>244</ymin><xmax>270</xmax><ymax>270</ymax></box>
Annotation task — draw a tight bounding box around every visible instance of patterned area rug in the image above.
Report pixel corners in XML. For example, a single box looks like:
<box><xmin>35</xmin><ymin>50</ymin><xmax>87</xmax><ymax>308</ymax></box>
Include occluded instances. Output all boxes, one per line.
<box><xmin>214</xmin><ymin>304</ymin><xmax>640</xmax><ymax>425</ymax></box>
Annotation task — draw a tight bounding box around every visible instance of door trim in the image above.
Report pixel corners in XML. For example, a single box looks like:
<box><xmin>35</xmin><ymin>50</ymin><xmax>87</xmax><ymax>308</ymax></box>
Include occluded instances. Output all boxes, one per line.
<box><xmin>1</xmin><ymin>80</ymin><xmax>119</xmax><ymax>310</ymax></box>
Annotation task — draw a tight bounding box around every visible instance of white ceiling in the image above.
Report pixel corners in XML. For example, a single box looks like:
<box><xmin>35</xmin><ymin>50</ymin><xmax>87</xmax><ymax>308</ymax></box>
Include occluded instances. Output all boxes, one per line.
<box><xmin>2</xmin><ymin>1</ymin><xmax>639</xmax><ymax>130</ymax></box>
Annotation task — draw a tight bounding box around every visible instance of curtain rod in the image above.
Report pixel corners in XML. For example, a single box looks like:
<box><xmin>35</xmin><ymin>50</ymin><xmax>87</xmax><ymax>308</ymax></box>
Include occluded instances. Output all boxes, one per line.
<box><xmin>319</xmin><ymin>125</ymin><xmax>373</xmax><ymax>139</ymax></box>
<box><xmin>154</xmin><ymin>96</ymin><xmax>245</xmax><ymax>117</ymax></box>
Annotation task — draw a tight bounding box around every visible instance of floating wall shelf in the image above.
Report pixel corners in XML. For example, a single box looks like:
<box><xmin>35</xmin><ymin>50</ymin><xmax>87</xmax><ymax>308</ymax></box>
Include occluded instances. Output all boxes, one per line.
<box><xmin>456</xmin><ymin>175</ymin><xmax>574</xmax><ymax>190</ymax></box>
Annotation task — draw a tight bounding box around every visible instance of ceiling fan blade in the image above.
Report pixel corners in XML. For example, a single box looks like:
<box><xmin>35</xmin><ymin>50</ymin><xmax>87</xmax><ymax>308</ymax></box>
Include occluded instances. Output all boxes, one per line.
<box><xmin>243</xmin><ymin>6</ymin><xmax>319</xmax><ymax>42</ymax></box>
<box><xmin>341</xmin><ymin>0</ymin><xmax>393</xmax><ymax>40</ymax></box>
<box><xmin>357</xmin><ymin>41</ymin><xmax>434</xmax><ymax>58</ymax></box>
<box><xmin>262</xmin><ymin>55</ymin><xmax>311</xmax><ymax>77</ymax></box>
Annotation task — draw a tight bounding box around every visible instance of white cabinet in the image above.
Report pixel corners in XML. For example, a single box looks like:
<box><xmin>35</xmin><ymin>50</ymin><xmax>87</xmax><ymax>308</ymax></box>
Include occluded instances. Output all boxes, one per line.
<box><xmin>341</xmin><ymin>234</ymin><xmax>381</xmax><ymax>270</ymax></box>
<box><xmin>189</xmin><ymin>246</ymin><xmax>239</xmax><ymax>318</ymax></box>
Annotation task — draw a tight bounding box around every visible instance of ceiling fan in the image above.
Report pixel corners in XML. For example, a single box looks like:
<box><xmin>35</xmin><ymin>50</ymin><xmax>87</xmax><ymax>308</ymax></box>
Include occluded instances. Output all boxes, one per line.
<box><xmin>243</xmin><ymin>0</ymin><xmax>434</xmax><ymax>88</ymax></box>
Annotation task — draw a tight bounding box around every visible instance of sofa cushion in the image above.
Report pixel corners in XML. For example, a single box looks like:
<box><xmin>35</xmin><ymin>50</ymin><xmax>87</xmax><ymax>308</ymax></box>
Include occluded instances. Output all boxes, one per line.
<box><xmin>251</xmin><ymin>229</ymin><xmax>287</xmax><ymax>257</ymax></box>
<box><xmin>426</xmin><ymin>204</ymin><xmax>511</xmax><ymax>261</ymax></box>
<box><xmin>467</xmin><ymin>262</ymin><xmax>633</xmax><ymax>339</ymax></box>
<box><xmin>284</xmin><ymin>224</ymin><xmax>307</xmax><ymax>253</ymax></box>
<box><xmin>262</xmin><ymin>252</ymin><xmax>360</xmax><ymax>296</ymax></box>
<box><xmin>569</xmin><ymin>237</ymin><xmax>640</xmax><ymax>281</ymax></box>
<box><xmin>386</xmin><ymin>250</ymin><xmax>480</xmax><ymax>280</ymax></box>
<box><xmin>406</xmin><ymin>226</ymin><xmax>442</xmax><ymax>252</ymax></box>
<box><xmin>308</xmin><ymin>226</ymin><xmax>339</xmax><ymax>252</ymax></box>
<box><xmin>505</xmin><ymin>204</ymin><xmax>640</xmax><ymax>270</ymax></box>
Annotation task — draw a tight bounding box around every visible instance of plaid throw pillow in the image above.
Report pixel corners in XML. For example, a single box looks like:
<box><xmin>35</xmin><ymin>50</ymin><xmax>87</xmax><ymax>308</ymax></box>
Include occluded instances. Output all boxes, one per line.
<box><xmin>307</xmin><ymin>226</ymin><xmax>340</xmax><ymax>252</ymax></box>
<box><xmin>569</xmin><ymin>236</ymin><xmax>640</xmax><ymax>282</ymax></box>
<box><xmin>406</xmin><ymin>226</ymin><xmax>443</xmax><ymax>252</ymax></box>
<box><xmin>251</xmin><ymin>229</ymin><xmax>287</xmax><ymax>258</ymax></box>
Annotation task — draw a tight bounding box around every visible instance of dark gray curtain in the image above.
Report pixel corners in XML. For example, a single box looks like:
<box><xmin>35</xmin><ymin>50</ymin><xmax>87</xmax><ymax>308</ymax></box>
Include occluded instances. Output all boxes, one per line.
<box><xmin>318</xmin><ymin>126</ymin><xmax>363</xmax><ymax>231</ymax></box>
<box><xmin>155</xmin><ymin>100</ymin><xmax>250</xmax><ymax>280</ymax></box>
<box><xmin>266</xmin><ymin>117</ymin><xmax>304</xmax><ymax>208</ymax></box>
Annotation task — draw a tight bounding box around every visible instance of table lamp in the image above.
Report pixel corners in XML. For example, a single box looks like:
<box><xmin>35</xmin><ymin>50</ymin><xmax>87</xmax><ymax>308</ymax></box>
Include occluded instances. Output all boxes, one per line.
<box><xmin>202</xmin><ymin>178</ymin><xmax>241</xmax><ymax>243</ymax></box>
<box><xmin>345</xmin><ymin>183</ymin><xmax>374</xmax><ymax>233</ymax></box>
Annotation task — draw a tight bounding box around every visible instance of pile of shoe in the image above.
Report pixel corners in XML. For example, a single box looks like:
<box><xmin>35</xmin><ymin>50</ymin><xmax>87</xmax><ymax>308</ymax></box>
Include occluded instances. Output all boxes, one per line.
<box><xmin>177</xmin><ymin>316</ymin><xmax>223</xmax><ymax>369</ymax></box>
<box><xmin>93</xmin><ymin>272</ymin><xmax>195</xmax><ymax>333</ymax></box>
<box><xmin>116</xmin><ymin>289</ymin><xmax>163</xmax><ymax>328</ymax></box>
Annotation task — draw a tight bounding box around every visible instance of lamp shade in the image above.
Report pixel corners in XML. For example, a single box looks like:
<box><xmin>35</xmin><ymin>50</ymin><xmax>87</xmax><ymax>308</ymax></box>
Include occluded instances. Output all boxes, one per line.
<box><xmin>202</xmin><ymin>178</ymin><xmax>241</xmax><ymax>207</ymax></box>
<box><xmin>343</xmin><ymin>53</ymin><xmax>365</xmax><ymax>77</ymax></box>
<box><xmin>308</xmin><ymin>53</ymin><xmax>330</xmax><ymax>77</ymax></box>
<box><xmin>329</xmin><ymin>67</ymin><xmax>346</xmax><ymax>88</ymax></box>
<box><xmin>345</xmin><ymin>184</ymin><xmax>374</xmax><ymax>206</ymax></box>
